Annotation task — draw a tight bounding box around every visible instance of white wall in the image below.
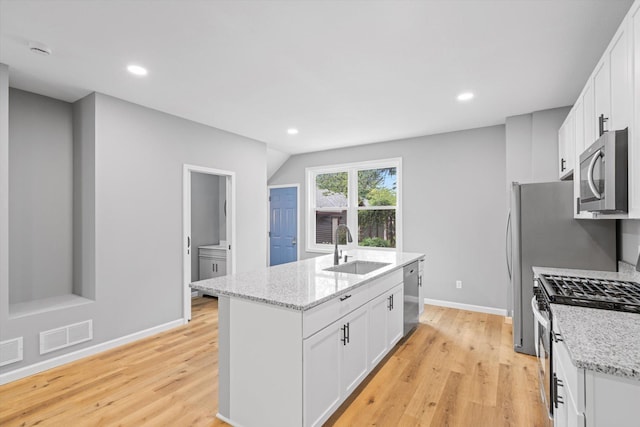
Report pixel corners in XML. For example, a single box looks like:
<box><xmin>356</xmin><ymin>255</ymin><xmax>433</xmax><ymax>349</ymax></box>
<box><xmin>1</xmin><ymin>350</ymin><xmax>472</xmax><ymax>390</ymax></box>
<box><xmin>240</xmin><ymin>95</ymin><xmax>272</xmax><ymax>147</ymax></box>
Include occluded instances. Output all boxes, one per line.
<box><xmin>8</xmin><ymin>89</ymin><xmax>74</xmax><ymax>303</ymax></box>
<box><xmin>0</xmin><ymin>75</ymin><xmax>268</xmax><ymax>374</ymax></box>
<box><xmin>269</xmin><ymin>125</ymin><xmax>508</xmax><ymax>311</ymax></box>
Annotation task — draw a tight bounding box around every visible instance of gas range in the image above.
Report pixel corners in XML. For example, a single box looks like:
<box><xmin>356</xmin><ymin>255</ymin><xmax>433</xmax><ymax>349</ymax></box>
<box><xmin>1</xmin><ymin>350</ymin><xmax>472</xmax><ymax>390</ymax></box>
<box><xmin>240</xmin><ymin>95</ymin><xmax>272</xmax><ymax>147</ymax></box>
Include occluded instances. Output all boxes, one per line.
<box><xmin>537</xmin><ymin>274</ymin><xmax>640</xmax><ymax>314</ymax></box>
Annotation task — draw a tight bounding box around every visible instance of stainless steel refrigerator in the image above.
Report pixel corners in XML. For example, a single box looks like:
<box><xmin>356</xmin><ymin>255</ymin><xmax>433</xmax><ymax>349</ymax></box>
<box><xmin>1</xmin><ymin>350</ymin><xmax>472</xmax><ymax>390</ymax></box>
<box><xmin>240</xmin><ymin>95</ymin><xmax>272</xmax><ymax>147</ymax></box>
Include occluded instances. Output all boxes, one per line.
<box><xmin>508</xmin><ymin>181</ymin><xmax>617</xmax><ymax>355</ymax></box>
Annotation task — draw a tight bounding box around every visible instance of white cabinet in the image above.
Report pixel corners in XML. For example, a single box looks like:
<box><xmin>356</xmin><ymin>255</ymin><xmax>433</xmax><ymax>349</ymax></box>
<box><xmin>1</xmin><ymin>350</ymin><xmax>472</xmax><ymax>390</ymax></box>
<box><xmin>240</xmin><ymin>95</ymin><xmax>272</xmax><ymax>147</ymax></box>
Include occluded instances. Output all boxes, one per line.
<box><xmin>558</xmin><ymin>111</ymin><xmax>575</xmax><ymax>180</ymax></box>
<box><xmin>553</xmin><ymin>313</ymin><xmax>640</xmax><ymax>427</ymax></box>
<box><xmin>368</xmin><ymin>283</ymin><xmax>404</xmax><ymax>368</ymax></box>
<box><xmin>340</xmin><ymin>305</ymin><xmax>369</xmax><ymax>396</ymax></box>
<box><xmin>582</xmin><ymin>81</ymin><xmax>596</xmax><ymax>152</ymax></box>
<box><xmin>563</xmin><ymin>0</ymin><xmax>639</xmax><ymax>219</ymax></box>
<box><xmin>552</xmin><ymin>330</ymin><xmax>585</xmax><ymax>427</ymax></box>
<box><xmin>198</xmin><ymin>245</ymin><xmax>227</xmax><ymax>280</ymax></box>
<box><xmin>303</xmin><ymin>318</ymin><xmax>342</xmax><ymax>427</ymax></box>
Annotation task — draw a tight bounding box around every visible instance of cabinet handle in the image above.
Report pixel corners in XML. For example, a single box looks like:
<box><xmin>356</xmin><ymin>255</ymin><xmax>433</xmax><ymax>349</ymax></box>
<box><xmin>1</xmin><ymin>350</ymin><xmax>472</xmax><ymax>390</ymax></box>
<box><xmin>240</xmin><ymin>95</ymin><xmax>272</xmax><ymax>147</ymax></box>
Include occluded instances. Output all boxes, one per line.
<box><xmin>341</xmin><ymin>323</ymin><xmax>350</xmax><ymax>345</ymax></box>
<box><xmin>598</xmin><ymin>114</ymin><xmax>608</xmax><ymax>137</ymax></box>
<box><xmin>339</xmin><ymin>294</ymin><xmax>352</xmax><ymax>302</ymax></box>
<box><xmin>418</xmin><ymin>276</ymin><xmax>422</xmax><ymax>287</ymax></box>
<box><xmin>391</xmin><ymin>294</ymin><xmax>394</xmax><ymax>310</ymax></box>
<box><xmin>552</xmin><ymin>331</ymin><xmax>563</xmax><ymax>343</ymax></box>
<box><xmin>560</xmin><ymin>158</ymin><xmax>566</xmax><ymax>172</ymax></box>
<box><xmin>346</xmin><ymin>322</ymin><xmax>350</xmax><ymax>344</ymax></box>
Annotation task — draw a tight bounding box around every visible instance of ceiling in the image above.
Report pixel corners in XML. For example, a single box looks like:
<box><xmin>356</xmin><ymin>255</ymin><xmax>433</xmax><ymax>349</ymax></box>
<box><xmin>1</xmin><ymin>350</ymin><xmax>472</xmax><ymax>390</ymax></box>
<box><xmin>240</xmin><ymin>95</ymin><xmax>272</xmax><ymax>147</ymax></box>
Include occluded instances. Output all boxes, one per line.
<box><xmin>0</xmin><ymin>0</ymin><xmax>634</xmax><ymax>155</ymax></box>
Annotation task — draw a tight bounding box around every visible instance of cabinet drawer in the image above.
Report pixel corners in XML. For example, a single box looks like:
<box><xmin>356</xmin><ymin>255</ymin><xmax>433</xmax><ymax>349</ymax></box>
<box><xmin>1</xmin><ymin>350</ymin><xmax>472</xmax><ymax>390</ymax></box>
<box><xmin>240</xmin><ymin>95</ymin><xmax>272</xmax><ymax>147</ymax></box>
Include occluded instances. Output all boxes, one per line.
<box><xmin>303</xmin><ymin>284</ymin><xmax>370</xmax><ymax>339</ymax></box>
<box><xmin>199</xmin><ymin>247</ymin><xmax>226</xmax><ymax>258</ymax></box>
<box><xmin>367</xmin><ymin>269</ymin><xmax>403</xmax><ymax>300</ymax></box>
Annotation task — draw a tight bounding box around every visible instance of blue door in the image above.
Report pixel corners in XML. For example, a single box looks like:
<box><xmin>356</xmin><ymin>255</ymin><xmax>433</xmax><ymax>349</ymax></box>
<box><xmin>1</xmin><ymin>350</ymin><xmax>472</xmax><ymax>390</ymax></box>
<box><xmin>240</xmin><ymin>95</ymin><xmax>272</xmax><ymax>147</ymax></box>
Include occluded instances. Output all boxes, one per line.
<box><xmin>270</xmin><ymin>187</ymin><xmax>297</xmax><ymax>266</ymax></box>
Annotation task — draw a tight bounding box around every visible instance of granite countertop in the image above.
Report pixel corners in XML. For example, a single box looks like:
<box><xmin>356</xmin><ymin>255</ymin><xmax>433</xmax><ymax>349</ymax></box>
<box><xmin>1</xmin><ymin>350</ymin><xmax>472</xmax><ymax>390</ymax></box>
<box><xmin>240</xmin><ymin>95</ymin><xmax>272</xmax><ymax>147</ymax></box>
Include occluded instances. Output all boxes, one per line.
<box><xmin>532</xmin><ymin>264</ymin><xmax>640</xmax><ymax>381</ymax></box>
<box><xmin>190</xmin><ymin>250</ymin><xmax>425</xmax><ymax>311</ymax></box>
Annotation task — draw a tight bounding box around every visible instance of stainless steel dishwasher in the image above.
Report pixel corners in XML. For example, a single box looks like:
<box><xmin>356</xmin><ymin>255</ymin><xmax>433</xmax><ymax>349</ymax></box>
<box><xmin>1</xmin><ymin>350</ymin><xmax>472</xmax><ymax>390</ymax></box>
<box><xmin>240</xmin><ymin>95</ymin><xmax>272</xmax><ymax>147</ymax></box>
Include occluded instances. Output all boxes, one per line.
<box><xmin>403</xmin><ymin>261</ymin><xmax>419</xmax><ymax>335</ymax></box>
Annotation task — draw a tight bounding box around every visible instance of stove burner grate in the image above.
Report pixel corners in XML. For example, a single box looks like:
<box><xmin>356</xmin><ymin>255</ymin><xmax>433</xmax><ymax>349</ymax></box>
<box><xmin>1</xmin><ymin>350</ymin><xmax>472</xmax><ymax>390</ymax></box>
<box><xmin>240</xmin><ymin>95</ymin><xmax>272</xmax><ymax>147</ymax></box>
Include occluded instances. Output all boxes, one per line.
<box><xmin>539</xmin><ymin>275</ymin><xmax>640</xmax><ymax>314</ymax></box>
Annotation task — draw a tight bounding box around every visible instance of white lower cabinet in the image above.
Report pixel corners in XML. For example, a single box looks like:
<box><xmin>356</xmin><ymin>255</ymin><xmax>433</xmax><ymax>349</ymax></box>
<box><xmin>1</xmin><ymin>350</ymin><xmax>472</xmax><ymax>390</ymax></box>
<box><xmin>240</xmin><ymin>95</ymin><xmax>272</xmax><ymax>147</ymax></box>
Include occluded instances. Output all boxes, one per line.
<box><xmin>219</xmin><ymin>266</ymin><xmax>417</xmax><ymax>427</ymax></box>
<box><xmin>368</xmin><ymin>283</ymin><xmax>404</xmax><ymax>368</ymax></box>
<box><xmin>303</xmin><ymin>319</ymin><xmax>342</xmax><ymax>427</ymax></box>
<box><xmin>553</xmin><ymin>317</ymin><xmax>640</xmax><ymax>427</ymax></box>
<box><xmin>302</xmin><ymin>272</ymin><xmax>405</xmax><ymax>427</ymax></box>
<box><xmin>340</xmin><ymin>305</ymin><xmax>369</xmax><ymax>396</ymax></box>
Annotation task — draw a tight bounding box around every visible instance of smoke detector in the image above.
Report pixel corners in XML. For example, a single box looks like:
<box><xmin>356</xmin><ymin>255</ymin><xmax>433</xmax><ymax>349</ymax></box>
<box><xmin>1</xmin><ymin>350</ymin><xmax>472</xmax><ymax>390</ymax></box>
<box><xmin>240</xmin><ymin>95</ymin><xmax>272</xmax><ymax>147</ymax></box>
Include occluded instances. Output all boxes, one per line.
<box><xmin>28</xmin><ymin>41</ymin><xmax>52</xmax><ymax>56</ymax></box>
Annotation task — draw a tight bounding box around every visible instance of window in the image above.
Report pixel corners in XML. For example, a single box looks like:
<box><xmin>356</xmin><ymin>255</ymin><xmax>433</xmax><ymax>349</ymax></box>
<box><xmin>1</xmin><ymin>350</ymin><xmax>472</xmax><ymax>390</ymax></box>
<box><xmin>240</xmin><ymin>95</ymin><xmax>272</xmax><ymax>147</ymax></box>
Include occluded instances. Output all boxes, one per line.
<box><xmin>306</xmin><ymin>158</ymin><xmax>401</xmax><ymax>253</ymax></box>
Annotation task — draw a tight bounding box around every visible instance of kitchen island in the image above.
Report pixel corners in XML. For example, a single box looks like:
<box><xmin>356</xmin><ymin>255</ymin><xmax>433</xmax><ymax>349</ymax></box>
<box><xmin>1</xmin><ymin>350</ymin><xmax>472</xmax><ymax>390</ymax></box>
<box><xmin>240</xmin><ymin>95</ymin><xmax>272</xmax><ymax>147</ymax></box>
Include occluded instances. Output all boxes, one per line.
<box><xmin>191</xmin><ymin>249</ymin><xmax>425</xmax><ymax>427</ymax></box>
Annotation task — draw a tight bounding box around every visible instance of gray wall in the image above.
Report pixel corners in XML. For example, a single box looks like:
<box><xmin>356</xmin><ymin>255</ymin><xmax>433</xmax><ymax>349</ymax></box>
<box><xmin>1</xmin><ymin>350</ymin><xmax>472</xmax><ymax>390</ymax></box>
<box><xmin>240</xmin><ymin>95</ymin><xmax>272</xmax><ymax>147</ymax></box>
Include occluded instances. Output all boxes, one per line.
<box><xmin>8</xmin><ymin>89</ymin><xmax>74</xmax><ymax>303</ymax></box>
<box><xmin>505</xmin><ymin>106</ymin><xmax>571</xmax><ymax>191</ymax></box>
<box><xmin>191</xmin><ymin>172</ymin><xmax>220</xmax><ymax>281</ymax></box>
<box><xmin>269</xmin><ymin>125</ymin><xmax>508</xmax><ymax>310</ymax></box>
<box><xmin>620</xmin><ymin>220</ymin><xmax>640</xmax><ymax>264</ymax></box>
<box><xmin>0</xmin><ymin>77</ymin><xmax>267</xmax><ymax>371</ymax></box>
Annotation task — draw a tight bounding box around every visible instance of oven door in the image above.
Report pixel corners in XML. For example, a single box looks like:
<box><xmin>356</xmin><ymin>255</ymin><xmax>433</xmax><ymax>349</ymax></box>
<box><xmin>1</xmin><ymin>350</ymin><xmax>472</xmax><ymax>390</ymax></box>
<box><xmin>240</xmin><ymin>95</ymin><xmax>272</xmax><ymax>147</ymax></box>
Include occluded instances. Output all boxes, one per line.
<box><xmin>531</xmin><ymin>297</ymin><xmax>553</xmax><ymax>421</ymax></box>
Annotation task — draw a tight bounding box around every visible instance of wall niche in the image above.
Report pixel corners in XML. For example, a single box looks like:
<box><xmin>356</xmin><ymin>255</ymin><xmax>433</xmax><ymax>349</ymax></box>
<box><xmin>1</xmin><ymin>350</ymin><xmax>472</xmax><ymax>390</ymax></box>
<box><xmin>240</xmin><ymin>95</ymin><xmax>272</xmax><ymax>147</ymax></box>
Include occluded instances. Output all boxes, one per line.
<box><xmin>8</xmin><ymin>88</ymin><xmax>95</xmax><ymax>317</ymax></box>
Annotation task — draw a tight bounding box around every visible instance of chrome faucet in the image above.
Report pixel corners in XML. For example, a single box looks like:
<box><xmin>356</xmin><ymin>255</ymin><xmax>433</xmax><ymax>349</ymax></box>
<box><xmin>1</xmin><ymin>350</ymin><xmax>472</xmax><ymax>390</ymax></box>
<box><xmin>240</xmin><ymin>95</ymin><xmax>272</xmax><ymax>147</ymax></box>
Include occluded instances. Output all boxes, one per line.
<box><xmin>334</xmin><ymin>224</ymin><xmax>353</xmax><ymax>265</ymax></box>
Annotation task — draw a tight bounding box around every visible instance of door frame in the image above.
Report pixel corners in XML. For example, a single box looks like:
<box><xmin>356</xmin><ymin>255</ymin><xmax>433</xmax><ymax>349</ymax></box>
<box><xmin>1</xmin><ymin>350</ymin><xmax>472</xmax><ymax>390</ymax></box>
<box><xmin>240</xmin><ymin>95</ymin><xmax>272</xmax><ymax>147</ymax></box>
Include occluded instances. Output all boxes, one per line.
<box><xmin>183</xmin><ymin>164</ymin><xmax>236</xmax><ymax>322</ymax></box>
<box><xmin>267</xmin><ymin>184</ymin><xmax>300</xmax><ymax>266</ymax></box>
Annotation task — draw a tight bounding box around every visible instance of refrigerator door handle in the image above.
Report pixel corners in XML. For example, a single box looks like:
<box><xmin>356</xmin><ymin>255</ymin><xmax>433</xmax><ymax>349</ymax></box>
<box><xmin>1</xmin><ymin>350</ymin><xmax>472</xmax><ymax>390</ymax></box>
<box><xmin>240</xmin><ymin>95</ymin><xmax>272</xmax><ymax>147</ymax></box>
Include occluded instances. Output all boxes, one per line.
<box><xmin>505</xmin><ymin>210</ymin><xmax>512</xmax><ymax>280</ymax></box>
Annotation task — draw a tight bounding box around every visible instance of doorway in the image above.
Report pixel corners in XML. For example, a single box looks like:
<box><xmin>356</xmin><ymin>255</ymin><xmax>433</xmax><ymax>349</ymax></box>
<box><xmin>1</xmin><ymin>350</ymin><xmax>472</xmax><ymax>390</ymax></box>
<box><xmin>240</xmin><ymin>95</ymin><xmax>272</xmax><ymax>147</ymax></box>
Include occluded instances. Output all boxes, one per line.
<box><xmin>183</xmin><ymin>164</ymin><xmax>236</xmax><ymax>322</ymax></box>
<box><xmin>268</xmin><ymin>185</ymin><xmax>299</xmax><ymax>266</ymax></box>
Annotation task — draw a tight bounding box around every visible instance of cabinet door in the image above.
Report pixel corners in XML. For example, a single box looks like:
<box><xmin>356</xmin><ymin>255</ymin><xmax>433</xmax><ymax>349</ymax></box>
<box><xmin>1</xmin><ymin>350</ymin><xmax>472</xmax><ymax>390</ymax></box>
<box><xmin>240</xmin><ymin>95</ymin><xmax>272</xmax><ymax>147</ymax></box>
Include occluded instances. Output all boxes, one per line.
<box><xmin>387</xmin><ymin>285</ymin><xmax>404</xmax><ymax>347</ymax></box>
<box><xmin>418</xmin><ymin>262</ymin><xmax>425</xmax><ymax>316</ymax></box>
<box><xmin>303</xmin><ymin>321</ymin><xmax>342</xmax><ymax>427</ymax></box>
<box><xmin>341</xmin><ymin>305</ymin><xmax>369</xmax><ymax>396</ymax></box>
<box><xmin>558</xmin><ymin>112</ymin><xmax>575</xmax><ymax>179</ymax></box>
<box><xmin>368</xmin><ymin>292</ymin><xmax>389</xmax><ymax>368</ymax></box>
<box><xmin>609</xmin><ymin>22</ymin><xmax>631</xmax><ymax>131</ymax></box>
<box><xmin>593</xmin><ymin>58</ymin><xmax>611</xmax><ymax>135</ymax></box>
<box><xmin>214</xmin><ymin>257</ymin><xmax>227</xmax><ymax>277</ymax></box>
<box><xmin>199</xmin><ymin>258</ymin><xmax>215</xmax><ymax>280</ymax></box>
<box><xmin>582</xmin><ymin>81</ymin><xmax>596</xmax><ymax>149</ymax></box>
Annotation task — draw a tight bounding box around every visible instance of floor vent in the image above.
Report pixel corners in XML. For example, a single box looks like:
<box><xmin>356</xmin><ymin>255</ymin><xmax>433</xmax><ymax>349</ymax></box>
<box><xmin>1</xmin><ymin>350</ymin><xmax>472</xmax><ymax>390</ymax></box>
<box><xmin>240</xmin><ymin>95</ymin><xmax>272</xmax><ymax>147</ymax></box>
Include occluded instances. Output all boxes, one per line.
<box><xmin>0</xmin><ymin>337</ymin><xmax>23</xmax><ymax>367</ymax></box>
<box><xmin>40</xmin><ymin>320</ymin><xmax>93</xmax><ymax>355</ymax></box>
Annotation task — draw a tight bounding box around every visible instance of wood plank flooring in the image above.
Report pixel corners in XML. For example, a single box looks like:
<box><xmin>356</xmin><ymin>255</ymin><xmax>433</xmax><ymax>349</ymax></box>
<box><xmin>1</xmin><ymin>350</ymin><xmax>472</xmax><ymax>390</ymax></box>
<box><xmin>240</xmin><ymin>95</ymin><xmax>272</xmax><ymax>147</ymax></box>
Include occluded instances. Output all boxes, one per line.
<box><xmin>0</xmin><ymin>297</ymin><xmax>548</xmax><ymax>426</ymax></box>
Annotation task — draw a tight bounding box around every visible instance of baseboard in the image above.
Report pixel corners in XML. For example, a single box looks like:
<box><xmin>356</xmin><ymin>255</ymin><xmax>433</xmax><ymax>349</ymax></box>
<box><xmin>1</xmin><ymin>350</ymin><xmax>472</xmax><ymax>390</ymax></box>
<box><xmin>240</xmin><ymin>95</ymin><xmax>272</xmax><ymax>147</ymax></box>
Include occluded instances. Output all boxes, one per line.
<box><xmin>424</xmin><ymin>298</ymin><xmax>508</xmax><ymax>316</ymax></box>
<box><xmin>0</xmin><ymin>318</ymin><xmax>185</xmax><ymax>385</ymax></box>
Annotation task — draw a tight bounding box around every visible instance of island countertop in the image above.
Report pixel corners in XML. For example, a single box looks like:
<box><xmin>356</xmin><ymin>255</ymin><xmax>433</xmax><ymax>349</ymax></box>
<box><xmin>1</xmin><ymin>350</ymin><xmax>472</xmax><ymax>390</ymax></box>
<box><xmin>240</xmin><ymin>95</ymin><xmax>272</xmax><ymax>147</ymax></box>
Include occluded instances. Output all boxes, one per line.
<box><xmin>190</xmin><ymin>250</ymin><xmax>425</xmax><ymax>311</ymax></box>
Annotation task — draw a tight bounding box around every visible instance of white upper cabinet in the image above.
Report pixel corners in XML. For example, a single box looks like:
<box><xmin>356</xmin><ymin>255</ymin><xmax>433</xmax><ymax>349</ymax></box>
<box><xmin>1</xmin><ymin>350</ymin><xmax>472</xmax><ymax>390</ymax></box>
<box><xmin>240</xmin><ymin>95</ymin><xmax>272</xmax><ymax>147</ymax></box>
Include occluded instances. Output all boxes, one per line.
<box><xmin>593</xmin><ymin>58</ymin><xmax>611</xmax><ymax>136</ymax></box>
<box><xmin>558</xmin><ymin>110</ymin><xmax>575</xmax><ymax>180</ymax></box>
<box><xmin>609</xmin><ymin>20</ymin><xmax>632</xmax><ymax>131</ymax></box>
<box><xmin>563</xmin><ymin>0</ymin><xmax>639</xmax><ymax>219</ymax></box>
<box><xmin>582</xmin><ymin>80</ymin><xmax>596</xmax><ymax>153</ymax></box>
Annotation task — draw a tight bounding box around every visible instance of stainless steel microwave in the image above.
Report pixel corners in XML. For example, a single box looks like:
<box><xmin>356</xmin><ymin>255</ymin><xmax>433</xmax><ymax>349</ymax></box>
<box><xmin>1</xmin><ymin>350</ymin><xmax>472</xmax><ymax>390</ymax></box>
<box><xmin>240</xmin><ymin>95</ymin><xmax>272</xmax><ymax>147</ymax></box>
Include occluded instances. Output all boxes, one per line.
<box><xmin>578</xmin><ymin>128</ymin><xmax>628</xmax><ymax>213</ymax></box>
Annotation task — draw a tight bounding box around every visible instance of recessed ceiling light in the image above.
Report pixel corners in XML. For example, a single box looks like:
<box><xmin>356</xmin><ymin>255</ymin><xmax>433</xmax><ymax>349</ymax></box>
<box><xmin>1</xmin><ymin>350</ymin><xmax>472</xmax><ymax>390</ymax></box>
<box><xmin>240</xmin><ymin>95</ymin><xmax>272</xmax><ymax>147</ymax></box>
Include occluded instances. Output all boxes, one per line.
<box><xmin>127</xmin><ymin>65</ymin><xmax>148</xmax><ymax>76</ymax></box>
<box><xmin>287</xmin><ymin>128</ymin><xmax>299</xmax><ymax>135</ymax></box>
<box><xmin>457</xmin><ymin>92</ymin><xmax>474</xmax><ymax>102</ymax></box>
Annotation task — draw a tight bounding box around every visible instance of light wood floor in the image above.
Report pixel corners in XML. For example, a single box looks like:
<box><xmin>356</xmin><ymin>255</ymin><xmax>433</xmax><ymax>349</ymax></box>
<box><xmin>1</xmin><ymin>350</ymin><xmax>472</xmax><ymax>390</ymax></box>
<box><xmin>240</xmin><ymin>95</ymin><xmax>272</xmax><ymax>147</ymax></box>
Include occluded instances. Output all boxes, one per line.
<box><xmin>0</xmin><ymin>297</ymin><xmax>547</xmax><ymax>426</ymax></box>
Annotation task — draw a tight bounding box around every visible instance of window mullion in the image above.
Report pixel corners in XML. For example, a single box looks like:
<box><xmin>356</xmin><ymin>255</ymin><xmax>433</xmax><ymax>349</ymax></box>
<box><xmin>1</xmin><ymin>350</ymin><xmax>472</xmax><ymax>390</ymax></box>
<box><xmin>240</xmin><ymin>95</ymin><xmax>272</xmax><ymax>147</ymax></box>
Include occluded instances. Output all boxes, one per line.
<box><xmin>347</xmin><ymin>168</ymin><xmax>358</xmax><ymax>249</ymax></box>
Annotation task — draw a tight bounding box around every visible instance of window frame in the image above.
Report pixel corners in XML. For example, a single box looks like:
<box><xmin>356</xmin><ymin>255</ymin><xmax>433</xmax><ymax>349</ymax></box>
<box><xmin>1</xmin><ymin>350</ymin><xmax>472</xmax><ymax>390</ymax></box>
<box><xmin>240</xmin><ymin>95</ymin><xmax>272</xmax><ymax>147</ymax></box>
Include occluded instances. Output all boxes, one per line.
<box><xmin>306</xmin><ymin>158</ymin><xmax>402</xmax><ymax>253</ymax></box>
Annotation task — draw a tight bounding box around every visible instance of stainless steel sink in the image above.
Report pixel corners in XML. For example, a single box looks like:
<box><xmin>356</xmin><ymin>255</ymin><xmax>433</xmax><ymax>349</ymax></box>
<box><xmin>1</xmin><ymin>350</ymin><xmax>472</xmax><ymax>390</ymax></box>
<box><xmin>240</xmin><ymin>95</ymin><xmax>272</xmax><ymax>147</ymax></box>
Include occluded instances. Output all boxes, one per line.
<box><xmin>324</xmin><ymin>260</ymin><xmax>390</xmax><ymax>275</ymax></box>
